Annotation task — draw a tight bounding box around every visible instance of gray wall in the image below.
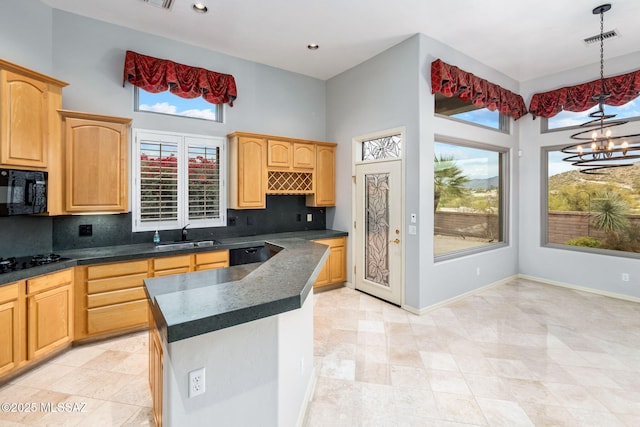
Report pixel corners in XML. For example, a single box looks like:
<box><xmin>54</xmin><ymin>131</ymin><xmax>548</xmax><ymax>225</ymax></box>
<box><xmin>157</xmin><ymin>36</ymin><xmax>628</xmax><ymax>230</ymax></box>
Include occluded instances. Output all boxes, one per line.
<box><xmin>326</xmin><ymin>35</ymin><xmax>421</xmax><ymax>308</ymax></box>
<box><xmin>519</xmin><ymin>52</ymin><xmax>640</xmax><ymax>299</ymax></box>
<box><xmin>326</xmin><ymin>34</ymin><xmax>520</xmax><ymax>310</ymax></box>
<box><xmin>0</xmin><ymin>0</ymin><xmax>53</xmax><ymax>73</ymax></box>
<box><xmin>51</xmin><ymin>10</ymin><xmax>326</xmax><ymax>141</ymax></box>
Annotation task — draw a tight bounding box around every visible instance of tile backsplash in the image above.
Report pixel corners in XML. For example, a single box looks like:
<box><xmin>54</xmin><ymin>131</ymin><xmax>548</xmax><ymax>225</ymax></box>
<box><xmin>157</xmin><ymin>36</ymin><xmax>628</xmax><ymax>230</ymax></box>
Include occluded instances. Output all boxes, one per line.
<box><xmin>14</xmin><ymin>195</ymin><xmax>324</xmax><ymax>253</ymax></box>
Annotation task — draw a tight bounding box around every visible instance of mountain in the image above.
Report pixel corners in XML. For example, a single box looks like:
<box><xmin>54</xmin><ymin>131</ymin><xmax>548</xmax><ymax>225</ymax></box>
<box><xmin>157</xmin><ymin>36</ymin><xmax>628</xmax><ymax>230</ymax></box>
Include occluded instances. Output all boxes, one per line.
<box><xmin>464</xmin><ymin>176</ymin><xmax>499</xmax><ymax>190</ymax></box>
<box><xmin>549</xmin><ymin>163</ymin><xmax>640</xmax><ymax>191</ymax></box>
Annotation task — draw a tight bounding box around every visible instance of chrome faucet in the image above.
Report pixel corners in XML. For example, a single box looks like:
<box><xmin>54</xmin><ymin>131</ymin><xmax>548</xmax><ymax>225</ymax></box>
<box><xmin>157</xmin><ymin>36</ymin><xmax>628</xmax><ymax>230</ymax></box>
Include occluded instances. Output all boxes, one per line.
<box><xmin>181</xmin><ymin>224</ymin><xmax>190</xmax><ymax>241</ymax></box>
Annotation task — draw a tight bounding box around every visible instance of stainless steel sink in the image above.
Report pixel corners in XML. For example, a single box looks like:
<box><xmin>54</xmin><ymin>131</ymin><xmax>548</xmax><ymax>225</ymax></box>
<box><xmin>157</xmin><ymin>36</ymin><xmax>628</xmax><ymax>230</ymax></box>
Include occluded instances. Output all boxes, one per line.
<box><xmin>155</xmin><ymin>240</ymin><xmax>220</xmax><ymax>250</ymax></box>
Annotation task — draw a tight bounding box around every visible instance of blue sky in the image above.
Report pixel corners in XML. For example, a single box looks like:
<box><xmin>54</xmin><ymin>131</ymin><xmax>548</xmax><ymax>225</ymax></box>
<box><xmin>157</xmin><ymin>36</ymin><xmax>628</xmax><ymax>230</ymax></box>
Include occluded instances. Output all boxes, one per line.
<box><xmin>435</xmin><ymin>142</ymin><xmax>499</xmax><ymax>180</ymax></box>
<box><xmin>137</xmin><ymin>89</ymin><xmax>218</xmax><ymax>120</ymax></box>
<box><xmin>548</xmin><ymin>99</ymin><xmax>640</xmax><ymax>128</ymax></box>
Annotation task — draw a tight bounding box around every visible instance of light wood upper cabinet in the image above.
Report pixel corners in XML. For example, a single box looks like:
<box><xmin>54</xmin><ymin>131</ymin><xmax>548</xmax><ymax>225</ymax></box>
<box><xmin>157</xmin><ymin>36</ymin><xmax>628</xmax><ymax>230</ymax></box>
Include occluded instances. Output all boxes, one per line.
<box><xmin>26</xmin><ymin>269</ymin><xmax>73</xmax><ymax>361</ymax></box>
<box><xmin>267</xmin><ymin>140</ymin><xmax>291</xmax><ymax>168</ymax></box>
<box><xmin>307</xmin><ymin>144</ymin><xmax>336</xmax><ymax>207</ymax></box>
<box><xmin>59</xmin><ymin>110</ymin><xmax>131</xmax><ymax>213</ymax></box>
<box><xmin>293</xmin><ymin>143</ymin><xmax>315</xmax><ymax>169</ymax></box>
<box><xmin>229</xmin><ymin>132</ymin><xmax>335</xmax><ymax>208</ymax></box>
<box><xmin>228</xmin><ymin>133</ymin><xmax>267</xmax><ymax>209</ymax></box>
<box><xmin>0</xmin><ymin>59</ymin><xmax>67</xmax><ymax>169</ymax></box>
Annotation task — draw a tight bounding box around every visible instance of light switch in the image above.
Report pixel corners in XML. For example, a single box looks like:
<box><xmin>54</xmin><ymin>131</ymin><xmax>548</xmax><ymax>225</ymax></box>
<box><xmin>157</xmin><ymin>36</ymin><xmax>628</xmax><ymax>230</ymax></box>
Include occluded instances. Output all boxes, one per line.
<box><xmin>409</xmin><ymin>225</ymin><xmax>417</xmax><ymax>235</ymax></box>
<box><xmin>410</xmin><ymin>213</ymin><xmax>417</xmax><ymax>223</ymax></box>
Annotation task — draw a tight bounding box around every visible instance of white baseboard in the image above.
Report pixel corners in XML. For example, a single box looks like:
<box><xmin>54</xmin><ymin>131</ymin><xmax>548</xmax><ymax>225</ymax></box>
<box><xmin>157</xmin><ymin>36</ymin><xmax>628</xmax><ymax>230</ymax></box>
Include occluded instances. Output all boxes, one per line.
<box><xmin>405</xmin><ymin>275</ymin><xmax>520</xmax><ymax>316</ymax></box>
<box><xmin>297</xmin><ymin>367</ymin><xmax>317</xmax><ymax>427</ymax></box>
<box><xmin>518</xmin><ymin>274</ymin><xmax>640</xmax><ymax>303</ymax></box>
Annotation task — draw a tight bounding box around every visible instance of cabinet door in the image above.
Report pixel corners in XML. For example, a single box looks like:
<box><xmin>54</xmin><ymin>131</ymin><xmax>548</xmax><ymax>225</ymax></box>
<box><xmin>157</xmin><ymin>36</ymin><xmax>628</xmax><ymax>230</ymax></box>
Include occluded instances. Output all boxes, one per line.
<box><xmin>267</xmin><ymin>140</ymin><xmax>291</xmax><ymax>168</ymax></box>
<box><xmin>231</xmin><ymin>136</ymin><xmax>266</xmax><ymax>209</ymax></box>
<box><xmin>62</xmin><ymin>114</ymin><xmax>130</xmax><ymax>213</ymax></box>
<box><xmin>293</xmin><ymin>143</ymin><xmax>315</xmax><ymax>169</ymax></box>
<box><xmin>27</xmin><ymin>282</ymin><xmax>72</xmax><ymax>360</ymax></box>
<box><xmin>307</xmin><ymin>145</ymin><xmax>336</xmax><ymax>207</ymax></box>
<box><xmin>312</xmin><ymin>237</ymin><xmax>346</xmax><ymax>287</ymax></box>
<box><xmin>329</xmin><ymin>243</ymin><xmax>347</xmax><ymax>283</ymax></box>
<box><xmin>150</xmin><ymin>327</ymin><xmax>163</xmax><ymax>427</ymax></box>
<box><xmin>0</xmin><ymin>70</ymin><xmax>49</xmax><ymax>168</ymax></box>
<box><xmin>0</xmin><ymin>283</ymin><xmax>21</xmax><ymax>376</ymax></box>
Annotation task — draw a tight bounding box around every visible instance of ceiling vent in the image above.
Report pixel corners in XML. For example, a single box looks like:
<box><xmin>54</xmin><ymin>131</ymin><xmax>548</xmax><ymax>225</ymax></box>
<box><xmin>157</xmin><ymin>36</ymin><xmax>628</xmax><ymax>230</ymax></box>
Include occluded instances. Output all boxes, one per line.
<box><xmin>143</xmin><ymin>0</ymin><xmax>175</xmax><ymax>10</ymax></box>
<box><xmin>583</xmin><ymin>29</ymin><xmax>619</xmax><ymax>45</ymax></box>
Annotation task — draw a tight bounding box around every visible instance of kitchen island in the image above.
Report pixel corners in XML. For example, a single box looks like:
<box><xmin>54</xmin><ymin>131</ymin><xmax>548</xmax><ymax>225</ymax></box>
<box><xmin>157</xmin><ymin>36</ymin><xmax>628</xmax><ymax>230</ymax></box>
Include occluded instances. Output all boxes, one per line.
<box><xmin>144</xmin><ymin>237</ymin><xmax>329</xmax><ymax>427</ymax></box>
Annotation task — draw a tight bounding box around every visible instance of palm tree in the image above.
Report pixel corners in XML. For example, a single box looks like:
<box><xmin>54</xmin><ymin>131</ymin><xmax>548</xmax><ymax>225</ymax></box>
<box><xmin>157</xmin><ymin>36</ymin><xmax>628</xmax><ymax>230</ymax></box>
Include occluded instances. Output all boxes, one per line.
<box><xmin>434</xmin><ymin>154</ymin><xmax>469</xmax><ymax>212</ymax></box>
<box><xmin>591</xmin><ymin>191</ymin><xmax>629</xmax><ymax>234</ymax></box>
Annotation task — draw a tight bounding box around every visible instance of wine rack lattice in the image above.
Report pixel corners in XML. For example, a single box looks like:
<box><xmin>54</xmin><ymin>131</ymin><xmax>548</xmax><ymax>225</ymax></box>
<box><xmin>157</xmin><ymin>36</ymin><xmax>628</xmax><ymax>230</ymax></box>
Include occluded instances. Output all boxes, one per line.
<box><xmin>267</xmin><ymin>171</ymin><xmax>313</xmax><ymax>194</ymax></box>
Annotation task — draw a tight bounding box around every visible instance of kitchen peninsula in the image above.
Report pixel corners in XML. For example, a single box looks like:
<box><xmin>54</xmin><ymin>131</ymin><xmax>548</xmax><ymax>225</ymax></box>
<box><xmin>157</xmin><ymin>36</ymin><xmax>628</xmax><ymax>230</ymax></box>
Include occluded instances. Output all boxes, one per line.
<box><xmin>144</xmin><ymin>237</ymin><xmax>330</xmax><ymax>427</ymax></box>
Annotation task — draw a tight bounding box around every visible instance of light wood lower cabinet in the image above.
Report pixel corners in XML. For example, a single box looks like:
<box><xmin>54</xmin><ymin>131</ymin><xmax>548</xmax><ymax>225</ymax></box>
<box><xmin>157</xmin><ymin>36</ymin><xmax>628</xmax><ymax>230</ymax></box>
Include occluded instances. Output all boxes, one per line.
<box><xmin>312</xmin><ymin>236</ymin><xmax>347</xmax><ymax>288</ymax></box>
<box><xmin>194</xmin><ymin>250</ymin><xmax>229</xmax><ymax>271</ymax></box>
<box><xmin>77</xmin><ymin>259</ymin><xmax>150</xmax><ymax>338</ymax></box>
<box><xmin>0</xmin><ymin>281</ymin><xmax>24</xmax><ymax>376</ymax></box>
<box><xmin>153</xmin><ymin>255</ymin><xmax>192</xmax><ymax>277</ymax></box>
<box><xmin>26</xmin><ymin>269</ymin><xmax>73</xmax><ymax>361</ymax></box>
<box><xmin>149</xmin><ymin>319</ymin><xmax>163</xmax><ymax>427</ymax></box>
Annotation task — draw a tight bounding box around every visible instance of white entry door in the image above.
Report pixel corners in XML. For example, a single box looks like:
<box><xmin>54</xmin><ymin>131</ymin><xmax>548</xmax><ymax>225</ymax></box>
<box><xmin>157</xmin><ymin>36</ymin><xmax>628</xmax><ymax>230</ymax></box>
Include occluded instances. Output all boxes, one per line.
<box><xmin>355</xmin><ymin>159</ymin><xmax>403</xmax><ymax>305</ymax></box>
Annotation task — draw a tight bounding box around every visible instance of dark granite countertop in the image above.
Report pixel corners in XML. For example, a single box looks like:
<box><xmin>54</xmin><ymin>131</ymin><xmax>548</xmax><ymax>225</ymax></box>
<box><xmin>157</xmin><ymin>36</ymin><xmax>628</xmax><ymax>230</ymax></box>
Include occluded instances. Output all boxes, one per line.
<box><xmin>0</xmin><ymin>229</ymin><xmax>347</xmax><ymax>285</ymax></box>
<box><xmin>146</xmin><ymin>237</ymin><xmax>330</xmax><ymax>343</ymax></box>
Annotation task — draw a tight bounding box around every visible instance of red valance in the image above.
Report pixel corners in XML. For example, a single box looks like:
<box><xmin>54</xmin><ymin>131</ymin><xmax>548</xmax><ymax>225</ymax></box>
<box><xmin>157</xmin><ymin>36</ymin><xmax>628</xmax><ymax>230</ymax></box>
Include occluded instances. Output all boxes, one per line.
<box><xmin>431</xmin><ymin>59</ymin><xmax>527</xmax><ymax>120</ymax></box>
<box><xmin>123</xmin><ymin>50</ymin><xmax>237</xmax><ymax>106</ymax></box>
<box><xmin>528</xmin><ymin>69</ymin><xmax>640</xmax><ymax>118</ymax></box>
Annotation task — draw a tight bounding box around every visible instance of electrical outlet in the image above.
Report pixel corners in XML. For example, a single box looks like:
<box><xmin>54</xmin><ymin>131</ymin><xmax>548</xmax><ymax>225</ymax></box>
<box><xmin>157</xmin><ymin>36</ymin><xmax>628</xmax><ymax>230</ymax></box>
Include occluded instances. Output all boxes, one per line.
<box><xmin>79</xmin><ymin>224</ymin><xmax>92</xmax><ymax>236</ymax></box>
<box><xmin>622</xmin><ymin>273</ymin><xmax>630</xmax><ymax>282</ymax></box>
<box><xmin>306</xmin><ymin>213</ymin><xmax>313</xmax><ymax>222</ymax></box>
<box><xmin>189</xmin><ymin>367</ymin><xmax>205</xmax><ymax>398</ymax></box>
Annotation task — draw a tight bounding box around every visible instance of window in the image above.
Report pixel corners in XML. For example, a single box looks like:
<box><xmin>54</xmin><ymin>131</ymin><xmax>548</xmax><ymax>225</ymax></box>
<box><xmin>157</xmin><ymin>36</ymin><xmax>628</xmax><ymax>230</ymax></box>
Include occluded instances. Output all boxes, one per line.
<box><xmin>543</xmin><ymin>98</ymin><xmax>640</xmax><ymax>131</ymax></box>
<box><xmin>543</xmin><ymin>147</ymin><xmax>640</xmax><ymax>256</ymax></box>
<box><xmin>132</xmin><ymin>129</ymin><xmax>226</xmax><ymax>232</ymax></box>
<box><xmin>135</xmin><ymin>88</ymin><xmax>223</xmax><ymax>122</ymax></box>
<box><xmin>435</xmin><ymin>93</ymin><xmax>509</xmax><ymax>132</ymax></box>
<box><xmin>434</xmin><ymin>139</ymin><xmax>508</xmax><ymax>258</ymax></box>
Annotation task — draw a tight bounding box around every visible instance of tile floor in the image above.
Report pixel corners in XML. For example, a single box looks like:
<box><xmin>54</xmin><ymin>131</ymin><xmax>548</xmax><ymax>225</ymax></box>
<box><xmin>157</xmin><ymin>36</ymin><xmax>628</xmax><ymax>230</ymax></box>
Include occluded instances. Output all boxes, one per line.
<box><xmin>1</xmin><ymin>277</ymin><xmax>639</xmax><ymax>426</ymax></box>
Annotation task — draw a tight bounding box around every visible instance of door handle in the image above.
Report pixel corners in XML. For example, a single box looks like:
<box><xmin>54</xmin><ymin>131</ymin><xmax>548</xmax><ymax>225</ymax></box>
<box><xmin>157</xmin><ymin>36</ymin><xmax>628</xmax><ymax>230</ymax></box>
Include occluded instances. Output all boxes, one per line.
<box><xmin>389</xmin><ymin>238</ymin><xmax>400</xmax><ymax>244</ymax></box>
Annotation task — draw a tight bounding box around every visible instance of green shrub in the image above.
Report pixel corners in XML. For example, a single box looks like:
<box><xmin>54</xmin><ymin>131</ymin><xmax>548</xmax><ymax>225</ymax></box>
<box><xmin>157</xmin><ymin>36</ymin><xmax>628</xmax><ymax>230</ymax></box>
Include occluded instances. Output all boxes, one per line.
<box><xmin>565</xmin><ymin>236</ymin><xmax>601</xmax><ymax>248</ymax></box>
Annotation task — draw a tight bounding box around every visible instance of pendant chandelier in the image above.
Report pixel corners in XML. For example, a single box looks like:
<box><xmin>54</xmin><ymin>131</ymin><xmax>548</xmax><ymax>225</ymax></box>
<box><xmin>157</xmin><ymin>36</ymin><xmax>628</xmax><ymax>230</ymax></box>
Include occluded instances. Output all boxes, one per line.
<box><xmin>561</xmin><ymin>4</ymin><xmax>640</xmax><ymax>174</ymax></box>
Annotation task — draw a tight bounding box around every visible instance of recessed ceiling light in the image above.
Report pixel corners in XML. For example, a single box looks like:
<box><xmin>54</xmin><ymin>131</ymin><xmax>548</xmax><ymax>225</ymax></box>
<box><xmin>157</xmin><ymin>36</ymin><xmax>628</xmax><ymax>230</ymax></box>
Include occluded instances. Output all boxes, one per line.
<box><xmin>307</xmin><ymin>43</ymin><xmax>319</xmax><ymax>50</ymax></box>
<box><xmin>193</xmin><ymin>3</ymin><xmax>208</xmax><ymax>13</ymax></box>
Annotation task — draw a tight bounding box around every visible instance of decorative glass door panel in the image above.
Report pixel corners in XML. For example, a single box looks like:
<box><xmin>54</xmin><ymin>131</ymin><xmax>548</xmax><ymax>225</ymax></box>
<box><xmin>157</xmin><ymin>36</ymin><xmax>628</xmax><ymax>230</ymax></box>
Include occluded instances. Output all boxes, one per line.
<box><xmin>355</xmin><ymin>160</ymin><xmax>402</xmax><ymax>305</ymax></box>
<box><xmin>365</xmin><ymin>173</ymin><xmax>390</xmax><ymax>287</ymax></box>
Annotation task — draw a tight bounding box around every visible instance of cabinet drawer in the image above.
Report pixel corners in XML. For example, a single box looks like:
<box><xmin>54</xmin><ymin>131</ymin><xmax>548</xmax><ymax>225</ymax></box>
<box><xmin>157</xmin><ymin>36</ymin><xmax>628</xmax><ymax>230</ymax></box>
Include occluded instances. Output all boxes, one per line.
<box><xmin>0</xmin><ymin>282</ymin><xmax>19</xmax><ymax>303</ymax></box>
<box><xmin>195</xmin><ymin>250</ymin><xmax>229</xmax><ymax>266</ymax></box>
<box><xmin>87</xmin><ymin>260</ymin><xmax>149</xmax><ymax>280</ymax></box>
<box><xmin>153</xmin><ymin>255</ymin><xmax>191</xmax><ymax>271</ymax></box>
<box><xmin>195</xmin><ymin>262</ymin><xmax>228</xmax><ymax>271</ymax></box>
<box><xmin>154</xmin><ymin>267</ymin><xmax>190</xmax><ymax>277</ymax></box>
<box><xmin>87</xmin><ymin>287</ymin><xmax>146</xmax><ymax>308</ymax></box>
<box><xmin>88</xmin><ymin>272</ymin><xmax>147</xmax><ymax>294</ymax></box>
<box><xmin>87</xmin><ymin>299</ymin><xmax>148</xmax><ymax>335</ymax></box>
<box><xmin>27</xmin><ymin>269</ymin><xmax>73</xmax><ymax>295</ymax></box>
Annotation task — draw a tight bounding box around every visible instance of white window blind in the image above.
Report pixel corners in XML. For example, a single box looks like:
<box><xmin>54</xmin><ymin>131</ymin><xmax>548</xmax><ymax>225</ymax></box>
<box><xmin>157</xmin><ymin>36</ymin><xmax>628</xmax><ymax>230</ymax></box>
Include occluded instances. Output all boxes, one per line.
<box><xmin>133</xmin><ymin>130</ymin><xmax>226</xmax><ymax>232</ymax></box>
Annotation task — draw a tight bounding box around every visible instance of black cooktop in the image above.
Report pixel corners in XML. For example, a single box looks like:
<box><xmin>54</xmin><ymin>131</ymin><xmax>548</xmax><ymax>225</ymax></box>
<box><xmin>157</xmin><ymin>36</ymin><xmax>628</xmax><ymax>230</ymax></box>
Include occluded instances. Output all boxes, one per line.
<box><xmin>0</xmin><ymin>254</ymin><xmax>70</xmax><ymax>274</ymax></box>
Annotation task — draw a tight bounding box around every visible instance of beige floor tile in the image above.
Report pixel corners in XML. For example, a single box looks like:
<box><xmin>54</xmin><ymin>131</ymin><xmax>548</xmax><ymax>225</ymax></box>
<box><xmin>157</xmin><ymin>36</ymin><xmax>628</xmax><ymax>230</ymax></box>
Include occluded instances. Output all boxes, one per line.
<box><xmin>3</xmin><ymin>279</ymin><xmax>639</xmax><ymax>426</ymax></box>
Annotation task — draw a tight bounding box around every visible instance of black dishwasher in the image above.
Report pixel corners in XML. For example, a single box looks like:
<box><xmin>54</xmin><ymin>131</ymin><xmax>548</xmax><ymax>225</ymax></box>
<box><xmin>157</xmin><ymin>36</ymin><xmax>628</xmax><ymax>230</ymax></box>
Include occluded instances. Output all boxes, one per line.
<box><xmin>229</xmin><ymin>246</ymin><xmax>270</xmax><ymax>266</ymax></box>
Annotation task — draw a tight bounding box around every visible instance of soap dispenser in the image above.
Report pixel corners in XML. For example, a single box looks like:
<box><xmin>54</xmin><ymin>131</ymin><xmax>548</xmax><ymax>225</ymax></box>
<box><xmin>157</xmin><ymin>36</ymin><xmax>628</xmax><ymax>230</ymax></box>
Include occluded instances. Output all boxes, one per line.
<box><xmin>153</xmin><ymin>230</ymin><xmax>160</xmax><ymax>245</ymax></box>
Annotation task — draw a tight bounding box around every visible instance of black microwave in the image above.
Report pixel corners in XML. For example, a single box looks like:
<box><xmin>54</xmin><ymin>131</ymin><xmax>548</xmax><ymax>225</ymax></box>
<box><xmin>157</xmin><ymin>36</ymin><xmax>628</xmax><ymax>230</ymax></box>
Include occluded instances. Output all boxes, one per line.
<box><xmin>0</xmin><ymin>169</ymin><xmax>48</xmax><ymax>216</ymax></box>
